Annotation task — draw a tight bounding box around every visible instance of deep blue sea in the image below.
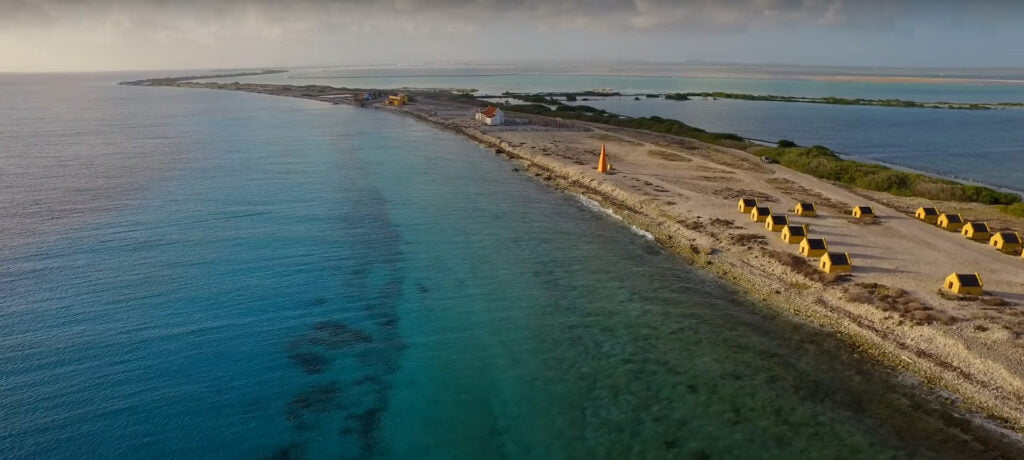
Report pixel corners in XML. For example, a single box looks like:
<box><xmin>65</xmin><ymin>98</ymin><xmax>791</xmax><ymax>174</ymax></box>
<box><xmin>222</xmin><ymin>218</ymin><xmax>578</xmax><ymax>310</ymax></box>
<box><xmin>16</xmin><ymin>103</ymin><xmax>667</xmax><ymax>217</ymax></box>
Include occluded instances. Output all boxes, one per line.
<box><xmin>0</xmin><ymin>73</ymin><xmax>1014</xmax><ymax>459</ymax></box>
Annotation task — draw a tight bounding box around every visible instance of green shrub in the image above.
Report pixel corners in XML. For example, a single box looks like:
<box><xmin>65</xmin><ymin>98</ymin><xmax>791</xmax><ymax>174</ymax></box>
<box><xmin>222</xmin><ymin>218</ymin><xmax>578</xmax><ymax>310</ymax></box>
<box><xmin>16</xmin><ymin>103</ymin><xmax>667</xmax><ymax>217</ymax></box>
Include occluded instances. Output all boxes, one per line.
<box><xmin>777</xmin><ymin>139</ymin><xmax>797</xmax><ymax>148</ymax></box>
<box><xmin>1000</xmin><ymin>203</ymin><xmax>1024</xmax><ymax>217</ymax></box>
<box><xmin>756</xmin><ymin>145</ymin><xmax>1020</xmax><ymax>205</ymax></box>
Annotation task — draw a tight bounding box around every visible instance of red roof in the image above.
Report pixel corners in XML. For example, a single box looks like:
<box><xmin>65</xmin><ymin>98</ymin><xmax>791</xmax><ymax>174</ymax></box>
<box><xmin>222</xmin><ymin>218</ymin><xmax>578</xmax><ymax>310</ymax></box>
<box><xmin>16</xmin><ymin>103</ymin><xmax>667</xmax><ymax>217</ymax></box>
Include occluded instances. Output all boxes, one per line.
<box><xmin>480</xmin><ymin>106</ymin><xmax>500</xmax><ymax>118</ymax></box>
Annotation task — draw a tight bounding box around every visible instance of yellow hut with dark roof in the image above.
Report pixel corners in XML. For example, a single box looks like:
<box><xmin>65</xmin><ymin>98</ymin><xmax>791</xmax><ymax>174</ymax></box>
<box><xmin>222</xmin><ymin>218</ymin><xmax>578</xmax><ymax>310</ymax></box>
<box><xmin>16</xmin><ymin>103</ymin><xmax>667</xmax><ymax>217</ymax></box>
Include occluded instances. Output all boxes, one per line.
<box><xmin>794</xmin><ymin>203</ymin><xmax>816</xmax><ymax>217</ymax></box>
<box><xmin>961</xmin><ymin>222</ymin><xmax>991</xmax><ymax>241</ymax></box>
<box><xmin>852</xmin><ymin>206</ymin><xmax>874</xmax><ymax>219</ymax></box>
<box><xmin>944</xmin><ymin>273</ymin><xmax>983</xmax><ymax>296</ymax></box>
<box><xmin>915</xmin><ymin>207</ymin><xmax>939</xmax><ymax>223</ymax></box>
<box><xmin>819</xmin><ymin>252</ymin><xmax>852</xmax><ymax>274</ymax></box>
<box><xmin>738</xmin><ymin>198</ymin><xmax>758</xmax><ymax>213</ymax></box>
<box><xmin>799</xmin><ymin>238</ymin><xmax>828</xmax><ymax>258</ymax></box>
<box><xmin>765</xmin><ymin>215</ymin><xmax>789</xmax><ymax>232</ymax></box>
<box><xmin>937</xmin><ymin>213</ymin><xmax>964</xmax><ymax>231</ymax></box>
<box><xmin>750</xmin><ymin>206</ymin><xmax>772</xmax><ymax>222</ymax></box>
<box><xmin>990</xmin><ymin>231</ymin><xmax>1023</xmax><ymax>254</ymax></box>
<box><xmin>781</xmin><ymin>224</ymin><xmax>808</xmax><ymax>244</ymax></box>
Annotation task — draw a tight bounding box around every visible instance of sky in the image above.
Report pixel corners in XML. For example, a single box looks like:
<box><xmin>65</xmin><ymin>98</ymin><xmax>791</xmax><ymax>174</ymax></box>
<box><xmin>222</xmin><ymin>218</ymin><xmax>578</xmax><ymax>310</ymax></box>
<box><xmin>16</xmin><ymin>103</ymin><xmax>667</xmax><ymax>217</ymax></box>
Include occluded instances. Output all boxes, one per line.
<box><xmin>2</xmin><ymin>0</ymin><xmax>1024</xmax><ymax>72</ymax></box>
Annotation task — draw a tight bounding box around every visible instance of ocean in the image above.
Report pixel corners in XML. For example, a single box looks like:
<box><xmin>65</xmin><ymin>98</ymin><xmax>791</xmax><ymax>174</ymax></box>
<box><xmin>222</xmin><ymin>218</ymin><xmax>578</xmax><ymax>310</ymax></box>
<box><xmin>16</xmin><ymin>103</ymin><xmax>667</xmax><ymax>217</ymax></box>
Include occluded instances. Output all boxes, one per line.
<box><xmin>0</xmin><ymin>73</ymin><xmax>1011</xmax><ymax>459</ymax></box>
<box><xmin>207</xmin><ymin>67</ymin><xmax>1024</xmax><ymax>192</ymax></box>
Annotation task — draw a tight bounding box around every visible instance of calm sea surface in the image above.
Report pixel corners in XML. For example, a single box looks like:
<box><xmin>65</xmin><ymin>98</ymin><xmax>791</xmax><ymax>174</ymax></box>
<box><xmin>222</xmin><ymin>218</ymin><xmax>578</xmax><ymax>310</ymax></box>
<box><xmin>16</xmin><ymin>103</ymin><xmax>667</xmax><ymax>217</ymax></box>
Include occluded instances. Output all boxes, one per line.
<box><xmin>211</xmin><ymin>68</ymin><xmax>1024</xmax><ymax>191</ymax></box>
<box><xmin>0</xmin><ymin>73</ymin><xmax>1014</xmax><ymax>459</ymax></box>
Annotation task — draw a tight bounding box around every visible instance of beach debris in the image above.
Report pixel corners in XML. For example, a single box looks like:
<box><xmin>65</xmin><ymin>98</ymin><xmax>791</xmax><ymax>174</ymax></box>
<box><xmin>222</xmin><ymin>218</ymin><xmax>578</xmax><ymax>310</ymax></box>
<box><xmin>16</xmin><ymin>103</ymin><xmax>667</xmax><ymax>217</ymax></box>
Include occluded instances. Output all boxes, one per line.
<box><xmin>944</xmin><ymin>273</ymin><xmax>984</xmax><ymax>296</ymax></box>
<box><xmin>729</xmin><ymin>233</ymin><xmax>768</xmax><ymax>248</ymax></box>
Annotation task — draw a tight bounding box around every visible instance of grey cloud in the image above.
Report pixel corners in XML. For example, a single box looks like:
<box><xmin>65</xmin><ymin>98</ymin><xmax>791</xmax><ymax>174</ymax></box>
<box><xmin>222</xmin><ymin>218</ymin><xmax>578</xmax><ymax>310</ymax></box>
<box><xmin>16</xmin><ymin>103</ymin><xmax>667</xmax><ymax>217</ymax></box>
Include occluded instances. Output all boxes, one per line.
<box><xmin>1</xmin><ymin>0</ymin><xmax>1011</xmax><ymax>31</ymax></box>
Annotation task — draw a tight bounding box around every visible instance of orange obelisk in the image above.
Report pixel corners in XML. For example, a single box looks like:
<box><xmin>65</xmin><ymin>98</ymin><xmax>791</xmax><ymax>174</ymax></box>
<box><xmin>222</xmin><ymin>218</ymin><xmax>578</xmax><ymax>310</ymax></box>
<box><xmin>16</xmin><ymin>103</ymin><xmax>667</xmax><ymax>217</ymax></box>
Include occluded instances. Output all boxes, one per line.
<box><xmin>597</xmin><ymin>143</ymin><xmax>609</xmax><ymax>173</ymax></box>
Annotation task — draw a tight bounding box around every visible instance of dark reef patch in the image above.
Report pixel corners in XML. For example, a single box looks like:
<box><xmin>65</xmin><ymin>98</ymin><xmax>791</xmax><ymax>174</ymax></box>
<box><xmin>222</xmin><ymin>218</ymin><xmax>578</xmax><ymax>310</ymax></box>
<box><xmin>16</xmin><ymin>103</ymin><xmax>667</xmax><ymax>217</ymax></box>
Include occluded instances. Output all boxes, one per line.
<box><xmin>286</xmin><ymin>382</ymin><xmax>344</xmax><ymax>422</ymax></box>
<box><xmin>287</xmin><ymin>350</ymin><xmax>332</xmax><ymax>375</ymax></box>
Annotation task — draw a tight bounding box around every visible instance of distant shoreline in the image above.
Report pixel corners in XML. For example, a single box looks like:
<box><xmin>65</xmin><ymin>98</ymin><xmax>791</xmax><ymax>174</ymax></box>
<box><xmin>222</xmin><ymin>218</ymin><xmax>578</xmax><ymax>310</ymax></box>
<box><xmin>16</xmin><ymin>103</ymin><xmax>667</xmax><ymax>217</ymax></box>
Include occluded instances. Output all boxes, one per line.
<box><xmin>809</xmin><ymin>75</ymin><xmax>1024</xmax><ymax>85</ymax></box>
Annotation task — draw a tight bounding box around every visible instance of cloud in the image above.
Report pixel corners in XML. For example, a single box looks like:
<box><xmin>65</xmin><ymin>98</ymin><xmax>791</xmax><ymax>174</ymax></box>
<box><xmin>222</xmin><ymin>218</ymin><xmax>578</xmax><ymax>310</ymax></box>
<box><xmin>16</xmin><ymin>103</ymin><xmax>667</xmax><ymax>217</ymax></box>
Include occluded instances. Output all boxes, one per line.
<box><xmin>1</xmin><ymin>0</ymin><xmax>1023</xmax><ymax>71</ymax></box>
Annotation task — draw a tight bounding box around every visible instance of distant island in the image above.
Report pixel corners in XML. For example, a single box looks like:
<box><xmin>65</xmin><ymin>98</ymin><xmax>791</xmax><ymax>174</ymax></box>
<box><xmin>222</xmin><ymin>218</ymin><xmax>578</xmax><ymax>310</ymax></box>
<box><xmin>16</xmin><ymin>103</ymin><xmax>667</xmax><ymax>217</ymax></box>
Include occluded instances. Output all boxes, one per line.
<box><xmin>664</xmin><ymin>91</ymin><xmax>1024</xmax><ymax>110</ymax></box>
<box><xmin>119</xmin><ymin>69</ymin><xmax>287</xmax><ymax>87</ymax></box>
<box><xmin>490</xmin><ymin>91</ymin><xmax>1023</xmax><ymax>110</ymax></box>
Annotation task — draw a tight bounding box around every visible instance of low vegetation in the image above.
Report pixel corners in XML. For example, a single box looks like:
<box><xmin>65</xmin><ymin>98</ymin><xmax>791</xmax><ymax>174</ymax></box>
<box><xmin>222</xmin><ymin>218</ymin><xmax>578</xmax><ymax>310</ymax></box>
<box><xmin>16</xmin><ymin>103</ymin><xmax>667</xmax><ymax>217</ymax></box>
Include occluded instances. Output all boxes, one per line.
<box><xmin>846</xmin><ymin>283</ymin><xmax>957</xmax><ymax>325</ymax></box>
<box><xmin>505</xmin><ymin>103</ymin><xmax>748</xmax><ymax>147</ymax></box>
<box><xmin>999</xmin><ymin>203</ymin><xmax>1024</xmax><ymax>217</ymax></box>
<box><xmin>755</xmin><ymin>145</ymin><xmax>1021</xmax><ymax>205</ymax></box>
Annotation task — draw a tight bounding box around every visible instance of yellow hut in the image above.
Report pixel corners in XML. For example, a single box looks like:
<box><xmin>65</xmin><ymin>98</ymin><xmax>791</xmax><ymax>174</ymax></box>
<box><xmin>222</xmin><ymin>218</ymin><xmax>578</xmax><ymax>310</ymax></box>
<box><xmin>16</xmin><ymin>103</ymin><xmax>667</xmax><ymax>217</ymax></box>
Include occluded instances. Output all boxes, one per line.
<box><xmin>915</xmin><ymin>207</ymin><xmax>939</xmax><ymax>223</ymax></box>
<box><xmin>852</xmin><ymin>206</ymin><xmax>875</xmax><ymax>219</ymax></box>
<box><xmin>387</xmin><ymin>93</ymin><xmax>409</xmax><ymax>106</ymax></box>
<box><xmin>738</xmin><ymin>198</ymin><xmax>758</xmax><ymax>213</ymax></box>
<box><xmin>799</xmin><ymin>238</ymin><xmax>828</xmax><ymax>257</ymax></box>
<box><xmin>944</xmin><ymin>273</ymin><xmax>983</xmax><ymax>296</ymax></box>
<box><xmin>794</xmin><ymin>203</ymin><xmax>817</xmax><ymax>217</ymax></box>
<box><xmin>989</xmin><ymin>231</ymin><xmax>1023</xmax><ymax>254</ymax></box>
<box><xmin>765</xmin><ymin>215</ymin><xmax>789</xmax><ymax>232</ymax></box>
<box><xmin>780</xmin><ymin>224</ymin><xmax>808</xmax><ymax>244</ymax></box>
<box><xmin>750</xmin><ymin>206</ymin><xmax>772</xmax><ymax>222</ymax></box>
<box><xmin>961</xmin><ymin>222</ymin><xmax>991</xmax><ymax>241</ymax></box>
<box><xmin>937</xmin><ymin>213</ymin><xmax>964</xmax><ymax>231</ymax></box>
<box><xmin>819</xmin><ymin>252</ymin><xmax>852</xmax><ymax>274</ymax></box>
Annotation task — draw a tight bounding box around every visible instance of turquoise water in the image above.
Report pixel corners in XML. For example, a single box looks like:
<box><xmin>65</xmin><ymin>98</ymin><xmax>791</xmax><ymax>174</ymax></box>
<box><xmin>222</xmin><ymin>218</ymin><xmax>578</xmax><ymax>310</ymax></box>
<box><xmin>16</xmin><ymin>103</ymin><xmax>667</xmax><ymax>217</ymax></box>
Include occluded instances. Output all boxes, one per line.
<box><xmin>0</xmin><ymin>74</ymin><xmax>1015</xmax><ymax>459</ymax></box>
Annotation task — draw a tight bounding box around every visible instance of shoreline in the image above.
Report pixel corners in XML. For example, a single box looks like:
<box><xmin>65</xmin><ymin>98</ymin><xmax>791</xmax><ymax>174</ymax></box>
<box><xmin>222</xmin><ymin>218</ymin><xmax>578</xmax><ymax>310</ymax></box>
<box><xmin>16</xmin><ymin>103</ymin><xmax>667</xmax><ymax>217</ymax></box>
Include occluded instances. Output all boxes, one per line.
<box><xmin>378</xmin><ymin>101</ymin><xmax>1024</xmax><ymax>443</ymax></box>
<box><xmin>126</xmin><ymin>79</ymin><xmax>1024</xmax><ymax>449</ymax></box>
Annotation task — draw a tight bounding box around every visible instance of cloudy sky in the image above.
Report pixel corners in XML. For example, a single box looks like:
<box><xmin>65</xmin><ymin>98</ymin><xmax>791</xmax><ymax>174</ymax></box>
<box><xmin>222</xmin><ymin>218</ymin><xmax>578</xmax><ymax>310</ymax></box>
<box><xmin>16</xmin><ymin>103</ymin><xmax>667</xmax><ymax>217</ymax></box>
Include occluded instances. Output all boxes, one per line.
<box><xmin>2</xmin><ymin>0</ymin><xmax>1024</xmax><ymax>72</ymax></box>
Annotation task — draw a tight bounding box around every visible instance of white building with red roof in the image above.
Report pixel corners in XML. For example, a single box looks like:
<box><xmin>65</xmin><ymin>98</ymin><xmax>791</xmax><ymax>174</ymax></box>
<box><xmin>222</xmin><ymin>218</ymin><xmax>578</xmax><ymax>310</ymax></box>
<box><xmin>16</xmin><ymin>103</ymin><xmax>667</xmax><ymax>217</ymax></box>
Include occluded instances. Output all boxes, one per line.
<box><xmin>475</xmin><ymin>106</ymin><xmax>505</xmax><ymax>126</ymax></box>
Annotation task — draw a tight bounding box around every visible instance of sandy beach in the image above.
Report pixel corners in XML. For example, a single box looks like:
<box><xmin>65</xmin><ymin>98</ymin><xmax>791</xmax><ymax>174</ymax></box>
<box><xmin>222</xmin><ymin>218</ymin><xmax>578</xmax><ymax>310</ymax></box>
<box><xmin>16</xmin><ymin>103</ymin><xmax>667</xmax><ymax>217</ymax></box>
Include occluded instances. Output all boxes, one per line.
<box><xmin>134</xmin><ymin>79</ymin><xmax>1024</xmax><ymax>441</ymax></box>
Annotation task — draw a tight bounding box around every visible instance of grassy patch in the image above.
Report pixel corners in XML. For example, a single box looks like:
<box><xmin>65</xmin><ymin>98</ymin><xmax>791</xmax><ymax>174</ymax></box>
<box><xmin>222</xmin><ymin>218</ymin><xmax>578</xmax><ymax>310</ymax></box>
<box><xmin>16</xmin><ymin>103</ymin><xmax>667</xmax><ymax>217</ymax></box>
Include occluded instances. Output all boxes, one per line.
<box><xmin>999</xmin><ymin>202</ymin><xmax>1024</xmax><ymax>217</ymax></box>
<box><xmin>755</xmin><ymin>145</ymin><xmax>1020</xmax><ymax>206</ymax></box>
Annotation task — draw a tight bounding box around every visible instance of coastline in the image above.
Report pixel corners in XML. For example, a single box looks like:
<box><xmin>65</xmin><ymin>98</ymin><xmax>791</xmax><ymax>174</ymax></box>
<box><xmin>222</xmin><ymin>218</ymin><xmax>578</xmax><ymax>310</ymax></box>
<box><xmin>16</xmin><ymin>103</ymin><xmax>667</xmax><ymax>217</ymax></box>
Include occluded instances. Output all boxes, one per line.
<box><xmin>380</xmin><ymin>100</ymin><xmax>1024</xmax><ymax>443</ymax></box>
<box><xmin>126</xmin><ymin>80</ymin><xmax>1024</xmax><ymax>448</ymax></box>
